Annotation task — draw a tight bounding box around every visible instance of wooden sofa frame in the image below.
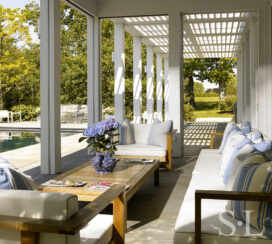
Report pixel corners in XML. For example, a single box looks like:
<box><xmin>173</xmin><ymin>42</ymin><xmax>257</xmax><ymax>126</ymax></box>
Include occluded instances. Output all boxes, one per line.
<box><xmin>195</xmin><ymin>190</ymin><xmax>272</xmax><ymax>244</ymax></box>
<box><xmin>0</xmin><ymin>184</ymin><xmax>125</xmax><ymax>244</ymax></box>
<box><xmin>115</xmin><ymin>129</ymin><xmax>177</xmax><ymax>170</ymax></box>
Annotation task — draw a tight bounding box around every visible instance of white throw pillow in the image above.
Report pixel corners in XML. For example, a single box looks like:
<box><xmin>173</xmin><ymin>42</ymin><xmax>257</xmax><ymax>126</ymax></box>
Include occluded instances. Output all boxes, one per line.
<box><xmin>219</xmin><ymin>129</ymin><xmax>242</xmax><ymax>169</ymax></box>
<box><xmin>147</xmin><ymin>119</ymin><xmax>173</xmax><ymax>147</ymax></box>
<box><xmin>220</xmin><ymin>134</ymin><xmax>250</xmax><ymax>177</ymax></box>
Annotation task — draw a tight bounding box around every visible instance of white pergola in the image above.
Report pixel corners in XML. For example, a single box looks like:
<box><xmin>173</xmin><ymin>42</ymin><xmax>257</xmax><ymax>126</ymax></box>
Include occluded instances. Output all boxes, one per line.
<box><xmin>40</xmin><ymin>0</ymin><xmax>272</xmax><ymax>174</ymax></box>
<box><xmin>111</xmin><ymin>12</ymin><xmax>250</xmax><ymax>126</ymax></box>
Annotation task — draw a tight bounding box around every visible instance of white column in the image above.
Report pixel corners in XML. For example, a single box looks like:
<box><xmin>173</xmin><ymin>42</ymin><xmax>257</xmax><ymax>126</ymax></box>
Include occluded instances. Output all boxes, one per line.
<box><xmin>114</xmin><ymin>23</ymin><xmax>125</xmax><ymax>122</ymax></box>
<box><xmin>237</xmin><ymin>54</ymin><xmax>242</xmax><ymax>123</ymax></box>
<box><xmin>250</xmin><ymin>14</ymin><xmax>258</xmax><ymax>128</ymax></box>
<box><xmin>40</xmin><ymin>0</ymin><xmax>61</xmax><ymax>174</ymax></box>
<box><xmin>245</xmin><ymin>31</ymin><xmax>251</xmax><ymax>121</ymax></box>
<box><xmin>133</xmin><ymin>36</ymin><xmax>142</xmax><ymax>123</ymax></box>
<box><xmin>146</xmin><ymin>45</ymin><xmax>154</xmax><ymax>124</ymax></box>
<box><xmin>168</xmin><ymin>12</ymin><xmax>183</xmax><ymax>157</ymax></box>
<box><xmin>164</xmin><ymin>58</ymin><xmax>169</xmax><ymax>121</ymax></box>
<box><xmin>156</xmin><ymin>53</ymin><xmax>163</xmax><ymax>121</ymax></box>
<box><xmin>241</xmin><ymin>41</ymin><xmax>246</xmax><ymax>121</ymax></box>
<box><xmin>87</xmin><ymin>16</ymin><xmax>101</xmax><ymax>124</ymax></box>
<box><xmin>257</xmin><ymin>2</ymin><xmax>272</xmax><ymax>136</ymax></box>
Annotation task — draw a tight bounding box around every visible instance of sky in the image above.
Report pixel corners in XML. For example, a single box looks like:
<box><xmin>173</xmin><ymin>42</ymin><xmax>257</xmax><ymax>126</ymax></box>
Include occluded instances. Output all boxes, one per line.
<box><xmin>0</xmin><ymin>0</ymin><xmax>39</xmax><ymax>9</ymax></box>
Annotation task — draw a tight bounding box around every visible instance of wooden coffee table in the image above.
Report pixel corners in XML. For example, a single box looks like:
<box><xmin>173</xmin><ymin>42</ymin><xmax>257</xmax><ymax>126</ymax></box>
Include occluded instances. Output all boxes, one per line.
<box><xmin>39</xmin><ymin>159</ymin><xmax>160</xmax><ymax>242</ymax></box>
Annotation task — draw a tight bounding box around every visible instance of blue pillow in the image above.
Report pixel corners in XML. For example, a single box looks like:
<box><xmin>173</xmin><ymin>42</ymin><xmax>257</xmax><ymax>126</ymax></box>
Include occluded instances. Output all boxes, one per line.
<box><xmin>0</xmin><ymin>167</ymin><xmax>36</xmax><ymax>190</ymax></box>
<box><xmin>253</xmin><ymin>140</ymin><xmax>271</xmax><ymax>152</ymax></box>
<box><xmin>240</xmin><ymin>121</ymin><xmax>251</xmax><ymax>134</ymax></box>
<box><xmin>118</xmin><ymin>119</ymin><xmax>136</xmax><ymax>145</ymax></box>
<box><xmin>227</xmin><ymin>161</ymin><xmax>272</xmax><ymax>237</ymax></box>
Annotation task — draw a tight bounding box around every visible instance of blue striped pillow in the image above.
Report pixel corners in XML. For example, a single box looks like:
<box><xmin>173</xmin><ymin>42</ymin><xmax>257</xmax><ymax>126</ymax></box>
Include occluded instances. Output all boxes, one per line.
<box><xmin>227</xmin><ymin>161</ymin><xmax>272</xmax><ymax>237</ymax></box>
<box><xmin>118</xmin><ymin>119</ymin><xmax>135</xmax><ymax>145</ymax></box>
<box><xmin>0</xmin><ymin>167</ymin><xmax>36</xmax><ymax>190</ymax></box>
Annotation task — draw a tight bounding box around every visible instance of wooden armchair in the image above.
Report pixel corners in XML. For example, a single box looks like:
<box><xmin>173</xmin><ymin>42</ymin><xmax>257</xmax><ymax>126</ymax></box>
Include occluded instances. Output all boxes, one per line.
<box><xmin>0</xmin><ymin>184</ymin><xmax>125</xmax><ymax>244</ymax></box>
<box><xmin>210</xmin><ymin>132</ymin><xmax>224</xmax><ymax>149</ymax></box>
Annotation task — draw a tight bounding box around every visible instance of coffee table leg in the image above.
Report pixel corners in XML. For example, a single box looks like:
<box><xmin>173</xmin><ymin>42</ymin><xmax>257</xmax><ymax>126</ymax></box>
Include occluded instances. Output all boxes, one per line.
<box><xmin>113</xmin><ymin>193</ymin><xmax>127</xmax><ymax>244</ymax></box>
<box><xmin>154</xmin><ymin>168</ymin><xmax>159</xmax><ymax>186</ymax></box>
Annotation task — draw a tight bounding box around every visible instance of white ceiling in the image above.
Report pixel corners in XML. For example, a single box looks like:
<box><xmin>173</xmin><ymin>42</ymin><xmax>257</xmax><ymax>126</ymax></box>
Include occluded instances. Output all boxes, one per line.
<box><xmin>112</xmin><ymin>12</ymin><xmax>250</xmax><ymax>58</ymax></box>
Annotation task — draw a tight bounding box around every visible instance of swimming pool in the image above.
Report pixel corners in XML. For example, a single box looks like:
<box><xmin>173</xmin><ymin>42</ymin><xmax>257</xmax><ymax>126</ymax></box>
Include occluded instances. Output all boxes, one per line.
<box><xmin>0</xmin><ymin>132</ymin><xmax>73</xmax><ymax>153</ymax></box>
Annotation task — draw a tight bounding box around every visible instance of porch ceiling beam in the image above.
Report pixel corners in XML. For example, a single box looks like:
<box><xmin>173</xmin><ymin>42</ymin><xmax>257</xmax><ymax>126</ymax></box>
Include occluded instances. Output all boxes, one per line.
<box><xmin>124</xmin><ymin>20</ymin><xmax>168</xmax><ymax>25</ymax></box>
<box><xmin>183</xmin><ymin>22</ymin><xmax>203</xmax><ymax>58</ymax></box>
<box><xmin>184</xmin><ymin>44</ymin><xmax>240</xmax><ymax>47</ymax></box>
<box><xmin>184</xmin><ymin>33</ymin><xmax>242</xmax><ymax>37</ymax></box>
<box><xmin>184</xmin><ymin>51</ymin><xmax>236</xmax><ymax>54</ymax></box>
<box><xmin>184</xmin><ymin>17</ymin><xmax>249</xmax><ymax>23</ymax></box>
<box><xmin>153</xmin><ymin>47</ymin><xmax>168</xmax><ymax>53</ymax></box>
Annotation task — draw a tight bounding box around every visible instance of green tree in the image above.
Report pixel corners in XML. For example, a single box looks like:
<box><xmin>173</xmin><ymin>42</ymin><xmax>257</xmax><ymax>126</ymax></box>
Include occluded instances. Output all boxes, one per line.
<box><xmin>194</xmin><ymin>82</ymin><xmax>205</xmax><ymax>97</ymax></box>
<box><xmin>0</xmin><ymin>4</ymin><xmax>38</xmax><ymax>110</ymax></box>
<box><xmin>200</xmin><ymin>58</ymin><xmax>237</xmax><ymax>100</ymax></box>
<box><xmin>60</xmin><ymin>3</ymin><xmax>87</xmax><ymax>104</ymax></box>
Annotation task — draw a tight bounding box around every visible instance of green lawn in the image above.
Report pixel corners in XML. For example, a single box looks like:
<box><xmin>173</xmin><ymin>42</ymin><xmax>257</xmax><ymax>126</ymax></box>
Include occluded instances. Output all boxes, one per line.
<box><xmin>194</xmin><ymin>96</ymin><xmax>234</xmax><ymax>119</ymax></box>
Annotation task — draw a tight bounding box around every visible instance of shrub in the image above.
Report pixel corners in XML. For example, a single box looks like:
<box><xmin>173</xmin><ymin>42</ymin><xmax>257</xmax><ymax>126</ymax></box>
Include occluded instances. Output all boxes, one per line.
<box><xmin>218</xmin><ymin>95</ymin><xmax>237</xmax><ymax>112</ymax></box>
<box><xmin>11</xmin><ymin>105</ymin><xmax>39</xmax><ymax>121</ymax></box>
<box><xmin>184</xmin><ymin>96</ymin><xmax>196</xmax><ymax>122</ymax></box>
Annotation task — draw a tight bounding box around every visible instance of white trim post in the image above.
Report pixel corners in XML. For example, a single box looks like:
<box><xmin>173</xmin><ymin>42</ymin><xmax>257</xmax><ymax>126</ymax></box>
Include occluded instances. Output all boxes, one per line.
<box><xmin>133</xmin><ymin>36</ymin><xmax>142</xmax><ymax>123</ymax></box>
<box><xmin>40</xmin><ymin>0</ymin><xmax>61</xmax><ymax>174</ymax></box>
<box><xmin>168</xmin><ymin>12</ymin><xmax>183</xmax><ymax>157</ymax></box>
<box><xmin>164</xmin><ymin>58</ymin><xmax>169</xmax><ymax>121</ymax></box>
<box><xmin>87</xmin><ymin>16</ymin><xmax>101</xmax><ymax>124</ymax></box>
<box><xmin>146</xmin><ymin>45</ymin><xmax>154</xmax><ymax>124</ymax></box>
<box><xmin>237</xmin><ymin>54</ymin><xmax>242</xmax><ymax>123</ymax></box>
<box><xmin>156</xmin><ymin>53</ymin><xmax>163</xmax><ymax>121</ymax></box>
<box><xmin>114</xmin><ymin>23</ymin><xmax>125</xmax><ymax>122</ymax></box>
<box><xmin>249</xmin><ymin>14</ymin><xmax>258</xmax><ymax>128</ymax></box>
<box><xmin>245</xmin><ymin>31</ymin><xmax>251</xmax><ymax>121</ymax></box>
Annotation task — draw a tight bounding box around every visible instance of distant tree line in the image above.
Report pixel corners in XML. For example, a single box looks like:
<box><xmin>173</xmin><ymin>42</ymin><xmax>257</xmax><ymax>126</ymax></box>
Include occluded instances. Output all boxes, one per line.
<box><xmin>1</xmin><ymin>1</ymin><xmax>237</xmax><ymax>121</ymax></box>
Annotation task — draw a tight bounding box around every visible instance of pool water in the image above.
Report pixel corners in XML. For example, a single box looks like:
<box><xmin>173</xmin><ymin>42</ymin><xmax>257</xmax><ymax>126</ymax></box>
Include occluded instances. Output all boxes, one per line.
<box><xmin>0</xmin><ymin>132</ymin><xmax>73</xmax><ymax>153</ymax></box>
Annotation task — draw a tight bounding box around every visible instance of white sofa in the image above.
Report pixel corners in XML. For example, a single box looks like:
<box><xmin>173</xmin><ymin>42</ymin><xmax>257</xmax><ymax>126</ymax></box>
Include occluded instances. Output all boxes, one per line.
<box><xmin>174</xmin><ymin>148</ymin><xmax>272</xmax><ymax>243</ymax></box>
<box><xmin>115</xmin><ymin>123</ymin><xmax>176</xmax><ymax>170</ymax></box>
<box><xmin>0</xmin><ymin>185</ymin><xmax>124</xmax><ymax>244</ymax></box>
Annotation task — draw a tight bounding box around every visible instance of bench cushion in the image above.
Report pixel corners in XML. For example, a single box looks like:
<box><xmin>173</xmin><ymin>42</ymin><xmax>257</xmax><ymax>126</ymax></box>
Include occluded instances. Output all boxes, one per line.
<box><xmin>192</xmin><ymin>149</ymin><xmax>221</xmax><ymax>175</ymax></box>
<box><xmin>115</xmin><ymin>143</ymin><xmax>166</xmax><ymax>157</ymax></box>
<box><xmin>174</xmin><ymin>148</ymin><xmax>272</xmax><ymax>243</ymax></box>
<box><xmin>174</xmin><ymin>173</ymin><xmax>271</xmax><ymax>243</ymax></box>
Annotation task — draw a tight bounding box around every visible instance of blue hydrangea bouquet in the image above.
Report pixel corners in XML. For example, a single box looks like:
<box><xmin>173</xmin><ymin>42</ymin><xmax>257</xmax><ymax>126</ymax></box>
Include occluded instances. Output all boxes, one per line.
<box><xmin>79</xmin><ymin>118</ymin><xmax>120</xmax><ymax>173</ymax></box>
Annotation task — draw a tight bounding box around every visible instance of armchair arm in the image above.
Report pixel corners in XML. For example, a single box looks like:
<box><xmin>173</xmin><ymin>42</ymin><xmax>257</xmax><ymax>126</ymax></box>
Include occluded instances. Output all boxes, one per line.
<box><xmin>0</xmin><ymin>184</ymin><xmax>125</xmax><ymax>244</ymax></box>
<box><xmin>210</xmin><ymin>132</ymin><xmax>224</xmax><ymax>149</ymax></box>
<box><xmin>195</xmin><ymin>190</ymin><xmax>272</xmax><ymax>244</ymax></box>
<box><xmin>166</xmin><ymin>129</ymin><xmax>177</xmax><ymax>170</ymax></box>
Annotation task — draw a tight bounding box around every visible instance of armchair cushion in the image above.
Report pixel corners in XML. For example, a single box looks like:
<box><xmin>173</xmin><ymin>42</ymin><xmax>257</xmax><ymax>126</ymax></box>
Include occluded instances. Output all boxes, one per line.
<box><xmin>147</xmin><ymin>119</ymin><xmax>173</xmax><ymax>147</ymax></box>
<box><xmin>0</xmin><ymin>190</ymin><xmax>78</xmax><ymax>221</ymax></box>
<box><xmin>116</xmin><ymin>143</ymin><xmax>166</xmax><ymax>157</ymax></box>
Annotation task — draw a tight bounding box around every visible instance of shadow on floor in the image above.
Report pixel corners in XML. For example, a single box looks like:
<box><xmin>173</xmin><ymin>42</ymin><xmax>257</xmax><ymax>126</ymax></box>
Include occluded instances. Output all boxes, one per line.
<box><xmin>184</xmin><ymin>122</ymin><xmax>226</xmax><ymax>156</ymax></box>
<box><xmin>24</xmin><ymin>148</ymin><xmax>92</xmax><ymax>184</ymax></box>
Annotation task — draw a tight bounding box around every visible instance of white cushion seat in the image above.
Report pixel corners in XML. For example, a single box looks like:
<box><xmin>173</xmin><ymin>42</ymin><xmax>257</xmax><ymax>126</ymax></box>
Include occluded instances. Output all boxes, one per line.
<box><xmin>0</xmin><ymin>190</ymin><xmax>113</xmax><ymax>244</ymax></box>
<box><xmin>174</xmin><ymin>173</ymin><xmax>271</xmax><ymax>244</ymax></box>
<box><xmin>80</xmin><ymin>214</ymin><xmax>113</xmax><ymax>244</ymax></box>
<box><xmin>115</xmin><ymin>143</ymin><xmax>166</xmax><ymax>157</ymax></box>
<box><xmin>192</xmin><ymin>149</ymin><xmax>221</xmax><ymax>175</ymax></box>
